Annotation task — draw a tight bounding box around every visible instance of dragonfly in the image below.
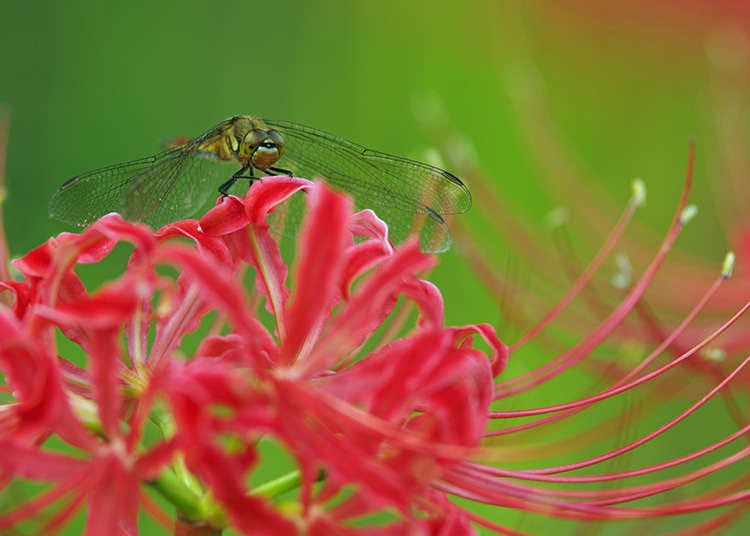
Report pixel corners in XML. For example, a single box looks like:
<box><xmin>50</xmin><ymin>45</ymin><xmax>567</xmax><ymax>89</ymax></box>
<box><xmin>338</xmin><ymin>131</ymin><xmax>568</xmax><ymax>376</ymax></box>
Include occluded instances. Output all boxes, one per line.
<box><xmin>49</xmin><ymin>115</ymin><xmax>471</xmax><ymax>252</ymax></box>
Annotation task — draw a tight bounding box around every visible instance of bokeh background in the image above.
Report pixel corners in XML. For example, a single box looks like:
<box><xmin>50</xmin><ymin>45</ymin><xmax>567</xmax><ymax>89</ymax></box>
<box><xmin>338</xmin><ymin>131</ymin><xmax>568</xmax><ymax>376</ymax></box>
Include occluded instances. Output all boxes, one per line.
<box><xmin>2</xmin><ymin>0</ymin><xmax>749</xmax><ymax>533</ymax></box>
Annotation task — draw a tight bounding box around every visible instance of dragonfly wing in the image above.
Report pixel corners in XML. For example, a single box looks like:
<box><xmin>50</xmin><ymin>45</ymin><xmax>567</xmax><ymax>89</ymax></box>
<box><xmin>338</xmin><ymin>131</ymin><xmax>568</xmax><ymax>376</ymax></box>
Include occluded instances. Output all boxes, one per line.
<box><xmin>264</xmin><ymin>120</ymin><xmax>470</xmax><ymax>252</ymax></box>
<box><xmin>122</xmin><ymin>120</ymin><xmax>242</xmax><ymax>228</ymax></box>
<box><xmin>50</xmin><ymin>119</ymin><xmax>237</xmax><ymax>229</ymax></box>
<box><xmin>49</xmin><ymin>155</ymin><xmax>160</xmax><ymax>227</ymax></box>
<box><xmin>360</xmin><ymin>150</ymin><xmax>471</xmax><ymax>215</ymax></box>
<box><xmin>122</xmin><ymin>149</ymin><xmax>238</xmax><ymax>228</ymax></box>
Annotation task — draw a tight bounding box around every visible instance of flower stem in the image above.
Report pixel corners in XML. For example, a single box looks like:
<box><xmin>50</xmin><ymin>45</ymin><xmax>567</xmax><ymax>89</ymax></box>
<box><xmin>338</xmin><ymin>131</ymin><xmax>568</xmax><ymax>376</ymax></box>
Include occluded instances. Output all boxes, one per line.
<box><xmin>148</xmin><ymin>469</ymin><xmax>206</xmax><ymax>523</ymax></box>
<box><xmin>174</xmin><ymin>517</ymin><xmax>222</xmax><ymax>536</ymax></box>
<box><xmin>252</xmin><ymin>470</ymin><xmax>302</xmax><ymax>498</ymax></box>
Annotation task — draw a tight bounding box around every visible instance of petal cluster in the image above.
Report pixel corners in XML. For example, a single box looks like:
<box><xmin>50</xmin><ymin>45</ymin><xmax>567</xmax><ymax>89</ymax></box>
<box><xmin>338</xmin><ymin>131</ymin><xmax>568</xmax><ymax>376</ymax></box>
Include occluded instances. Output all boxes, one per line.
<box><xmin>0</xmin><ymin>178</ymin><xmax>504</xmax><ymax>534</ymax></box>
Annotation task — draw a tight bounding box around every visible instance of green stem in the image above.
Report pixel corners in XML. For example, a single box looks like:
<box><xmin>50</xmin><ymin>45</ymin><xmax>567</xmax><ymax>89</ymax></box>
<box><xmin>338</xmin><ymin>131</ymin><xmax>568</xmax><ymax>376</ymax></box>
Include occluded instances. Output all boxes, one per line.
<box><xmin>252</xmin><ymin>470</ymin><xmax>302</xmax><ymax>498</ymax></box>
<box><xmin>148</xmin><ymin>469</ymin><xmax>205</xmax><ymax>522</ymax></box>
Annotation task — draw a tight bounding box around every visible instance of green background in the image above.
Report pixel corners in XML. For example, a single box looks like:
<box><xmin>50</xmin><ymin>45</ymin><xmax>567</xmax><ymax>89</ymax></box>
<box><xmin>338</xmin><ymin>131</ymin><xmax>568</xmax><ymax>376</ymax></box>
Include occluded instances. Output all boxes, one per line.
<box><xmin>1</xmin><ymin>1</ymin><xmax>747</xmax><ymax>534</ymax></box>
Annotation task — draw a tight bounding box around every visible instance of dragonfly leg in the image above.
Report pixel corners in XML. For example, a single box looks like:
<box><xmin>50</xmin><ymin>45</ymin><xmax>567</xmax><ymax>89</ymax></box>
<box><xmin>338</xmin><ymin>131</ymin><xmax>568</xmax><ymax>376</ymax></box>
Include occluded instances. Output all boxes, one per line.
<box><xmin>219</xmin><ymin>164</ymin><xmax>257</xmax><ymax>195</ymax></box>
<box><xmin>218</xmin><ymin>178</ymin><xmax>236</xmax><ymax>196</ymax></box>
<box><xmin>265</xmin><ymin>166</ymin><xmax>294</xmax><ymax>176</ymax></box>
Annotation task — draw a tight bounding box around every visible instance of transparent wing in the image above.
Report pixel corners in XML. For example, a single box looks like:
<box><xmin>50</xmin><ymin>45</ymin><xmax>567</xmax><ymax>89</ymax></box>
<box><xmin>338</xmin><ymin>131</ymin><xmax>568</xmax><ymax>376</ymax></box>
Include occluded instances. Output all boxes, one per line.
<box><xmin>49</xmin><ymin>120</ymin><xmax>235</xmax><ymax>228</ymax></box>
<box><xmin>49</xmin><ymin>154</ymin><xmax>167</xmax><ymax>227</ymax></box>
<box><xmin>264</xmin><ymin>120</ymin><xmax>471</xmax><ymax>252</ymax></box>
<box><xmin>122</xmin><ymin>150</ymin><xmax>238</xmax><ymax>228</ymax></box>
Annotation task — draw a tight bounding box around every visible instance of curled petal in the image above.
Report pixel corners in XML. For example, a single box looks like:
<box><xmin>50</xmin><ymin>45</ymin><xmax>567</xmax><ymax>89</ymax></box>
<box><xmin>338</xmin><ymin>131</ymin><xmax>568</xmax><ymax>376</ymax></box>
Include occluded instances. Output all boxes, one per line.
<box><xmin>339</xmin><ymin>240</ymin><xmax>395</xmax><ymax>300</ymax></box>
<box><xmin>12</xmin><ymin>240</ymin><xmax>56</xmax><ymax>279</ymax></box>
<box><xmin>242</xmin><ymin>176</ymin><xmax>310</xmax><ymax>226</ymax></box>
<box><xmin>322</xmin><ymin>328</ymin><xmax>494</xmax><ymax>445</ymax></box>
<box><xmin>447</xmin><ymin>324</ymin><xmax>509</xmax><ymax>378</ymax></box>
<box><xmin>401</xmin><ymin>278</ymin><xmax>445</xmax><ymax>329</ymax></box>
<box><xmin>156</xmin><ymin>219</ymin><xmax>233</xmax><ymax>265</ymax></box>
<box><xmin>349</xmin><ymin>208</ymin><xmax>392</xmax><ymax>250</ymax></box>
<box><xmin>199</xmin><ymin>195</ymin><xmax>249</xmax><ymax>236</ymax></box>
<box><xmin>82</xmin><ymin>213</ymin><xmax>156</xmax><ymax>259</ymax></box>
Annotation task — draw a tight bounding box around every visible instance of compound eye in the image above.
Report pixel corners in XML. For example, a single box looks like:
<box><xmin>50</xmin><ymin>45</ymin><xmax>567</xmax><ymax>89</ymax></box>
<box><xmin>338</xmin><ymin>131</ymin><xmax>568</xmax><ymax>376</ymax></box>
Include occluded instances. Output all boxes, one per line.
<box><xmin>245</xmin><ymin>129</ymin><xmax>267</xmax><ymax>147</ymax></box>
<box><xmin>268</xmin><ymin>129</ymin><xmax>286</xmax><ymax>156</ymax></box>
<box><xmin>239</xmin><ymin>129</ymin><xmax>268</xmax><ymax>159</ymax></box>
<box><xmin>252</xmin><ymin>136</ymin><xmax>282</xmax><ymax>170</ymax></box>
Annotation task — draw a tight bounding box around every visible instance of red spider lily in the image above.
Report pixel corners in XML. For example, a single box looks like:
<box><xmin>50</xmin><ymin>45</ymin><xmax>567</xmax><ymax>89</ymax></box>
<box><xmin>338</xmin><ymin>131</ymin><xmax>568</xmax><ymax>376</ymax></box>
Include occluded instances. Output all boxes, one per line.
<box><xmin>0</xmin><ymin>177</ymin><xmax>505</xmax><ymax>535</ymax></box>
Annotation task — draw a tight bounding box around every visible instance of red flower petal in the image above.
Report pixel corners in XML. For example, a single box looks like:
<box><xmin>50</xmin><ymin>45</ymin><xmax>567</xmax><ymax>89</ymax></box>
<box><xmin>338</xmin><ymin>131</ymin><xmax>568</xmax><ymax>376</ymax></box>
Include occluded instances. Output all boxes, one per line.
<box><xmin>280</xmin><ymin>182</ymin><xmax>352</xmax><ymax>366</ymax></box>
<box><xmin>304</xmin><ymin>241</ymin><xmax>435</xmax><ymax>373</ymax></box>
<box><xmin>448</xmin><ymin>324</ymin><xmax>509</xmax><ymax>377</ymax></box>
<box><xmin>0</xmin><ymin>440</ymin><xmax>87</xmax><ymax>480</ymax></box>
<box><xmin>339</xmin><ymin>240</ymin><xmax>394</xmax><ymax>300</ymax></box>
<box><xmin>243</xmin><ymin>176</ymin><xmax>310</xmax><ymax>226</ymax></box>
<box><xmin>401</xmin><ymin>278</ymin><xmax>444</xmax><ymax>329</ymax></box>
<box><xmin>0</xmin><ymin>309</ymin><xmax>90</xmax><ymax>444</ymax></box>
<box><xmin>157</xmin><ymin>244</ymin><xmax>277</xmax><ymax>368</ymax></box>
<box><xmin>37</xmin><ymin>278</ymin><xmax>140</xmax><ymax>329</ymax></box>
<box><xmin>85</xmin><ymin>456</ymin><xmax>139</xmax><ymax>536</ymax></box>
<box><xmin>199</xmin><ymin>195</ymin><xmax>249</xmax><ymax>236</ymax></box>
<box><xmin>348</xmin><ymin>208</ymin><xmax>392</xmax><ymax>249</ymax></box>
<box><xmin>157</xmin><ymin>219</ymin><xmax>233</xmax><ymax>265</ymax></box>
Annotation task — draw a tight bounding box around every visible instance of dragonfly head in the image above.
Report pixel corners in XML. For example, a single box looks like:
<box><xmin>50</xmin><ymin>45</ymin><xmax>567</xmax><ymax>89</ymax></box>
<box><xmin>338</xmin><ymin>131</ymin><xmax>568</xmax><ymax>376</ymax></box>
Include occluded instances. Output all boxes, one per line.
<box><xmin>238</xmin><ymin>128</ymin><xmax>286</xmax><ymax>171</ymax></box>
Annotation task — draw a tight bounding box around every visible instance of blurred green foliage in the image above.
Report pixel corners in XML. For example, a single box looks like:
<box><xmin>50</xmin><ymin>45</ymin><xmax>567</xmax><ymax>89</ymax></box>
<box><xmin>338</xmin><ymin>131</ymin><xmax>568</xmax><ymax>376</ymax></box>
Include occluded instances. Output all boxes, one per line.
<box><xmin>0</xmin><ymin>1</ymin><xmax>728</xmax><ymax>288</ymax></box>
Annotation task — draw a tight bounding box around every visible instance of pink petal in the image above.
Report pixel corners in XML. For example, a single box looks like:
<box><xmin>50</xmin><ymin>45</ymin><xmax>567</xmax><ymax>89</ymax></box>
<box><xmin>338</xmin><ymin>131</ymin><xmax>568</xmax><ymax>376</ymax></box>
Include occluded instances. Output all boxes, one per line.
<box><xmin>280</xmin><ymin>182</ymin><xmax>352</xmax><ymax>365</ymax></box>
<box><xmin>87</xmin><ymin>329</ymin><xmax>123</xmax><ymax>439</ymax></box>
<box><xmin>0</xmin><ymin>280</ymin><xmax>32</xmax><ymax>319</ymax></box>
<box><xmin>339</xmin><ymin>240</ymin><xmax>394</xmax><ymax>300</ymax></box>
<box><xmin>199</xmin><ymin>449</ymin><xmax>297</xmax><ymax>535</ymax></box>
<box><xmin>400</xmin><ymin>278</ymin><xmax>444</xmax><ymax>329</ymax></box>
<box><xmin>242</xmin><ymin>176</ymin><xmax>310</xmax><ymax>226</ymax></box>
<box><xmin>133</xmin><ymin>438</ymin><xmax>178</xmax><ymax>481</ymax></box>
<box><xmin>85</xmin><ymin>456</ymin><xmax>139</xmax><ymax>536</ymax></box>
<box><xmin>199</xmin><ymin>195</ymin><xmax>249</xmax><ymax>235</ymax></box>
<box><xmin>247</xmin><ymin>221</ymin><xmax>290</xmax><ymax>321</ymax></box>
<box><xmin>157</xmin><ymin>245</ymin><xmax>277</xmax><ymax>369</ymax></box>
<box><xmin>12</xmin><ymin>240</ymin><xmax>55</xmax><ymax>278</ymax></box>
<box><xmin>0</xmin><ymin>309</ymin><xmax>90</xmax><ymax>444</ymax></box>
<box><xmin>156</xmin><ymin>219</ymin><xmax>233</xmax><ymax>265</ymax></box>
<box><xmin>0</xmin><ymin>440</ymin><xmax>87</xmax><ymax>480</ymax></box>
<box><xmin>349</xmin><ymin>208</ymin><xmax>392</xmax><ymax>248</ymax></box>
<box><xmin>306</xmin><ymin>241</ymin><xmax>435</xmax><ymax>372</ymax></box>
<box><xmin>37</xmin><ymin>279</ymin><xmax>139</xmax><ymax>329</ymax></box>
<box><xmin>273</xmin><ymin>380</ymin><xmax>414</xmax><ymax>508</ymax></box>
<box><xmin>448</xmin><ymin>324</ymin><xmax>509</xmax><ymax>377</ymax></box>
<box><xmin>86</xmin><ymin>213</ymin><xmax>156</xmax><ymax>256</ymax></box>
